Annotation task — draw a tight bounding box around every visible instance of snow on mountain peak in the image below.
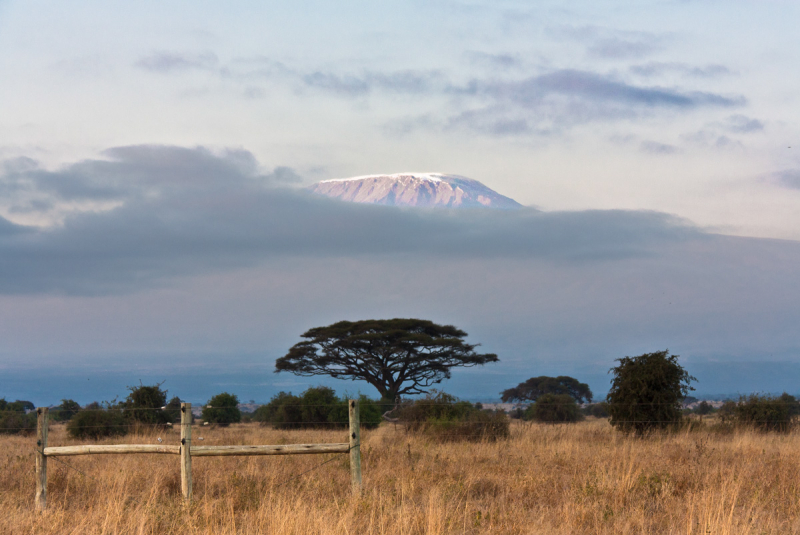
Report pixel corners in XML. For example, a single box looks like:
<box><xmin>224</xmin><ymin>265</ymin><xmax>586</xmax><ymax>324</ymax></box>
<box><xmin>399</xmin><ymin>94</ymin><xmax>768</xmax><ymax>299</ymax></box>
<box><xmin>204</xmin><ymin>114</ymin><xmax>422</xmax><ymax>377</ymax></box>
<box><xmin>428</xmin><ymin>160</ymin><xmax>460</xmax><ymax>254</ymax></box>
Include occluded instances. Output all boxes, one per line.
<box><xmin>310</xmin><ymin>173</ymin><xmax>521</xmax><ymax>209</ymax></box>
<box><xmin>319</xmin><ymin>172</ymin><xmax>445</xmax><ymax>184</ymax></box>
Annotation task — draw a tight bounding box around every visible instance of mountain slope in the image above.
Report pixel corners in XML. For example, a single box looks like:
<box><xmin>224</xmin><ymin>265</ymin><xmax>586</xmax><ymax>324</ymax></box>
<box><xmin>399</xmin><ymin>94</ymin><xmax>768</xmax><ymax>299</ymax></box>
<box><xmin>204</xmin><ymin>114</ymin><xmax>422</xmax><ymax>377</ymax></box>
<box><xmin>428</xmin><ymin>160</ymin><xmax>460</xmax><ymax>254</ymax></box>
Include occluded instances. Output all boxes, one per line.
<box><xmin>309</xmin><ymin>173</ymin><xmax>522</xmax><ymax>209</ymax></box>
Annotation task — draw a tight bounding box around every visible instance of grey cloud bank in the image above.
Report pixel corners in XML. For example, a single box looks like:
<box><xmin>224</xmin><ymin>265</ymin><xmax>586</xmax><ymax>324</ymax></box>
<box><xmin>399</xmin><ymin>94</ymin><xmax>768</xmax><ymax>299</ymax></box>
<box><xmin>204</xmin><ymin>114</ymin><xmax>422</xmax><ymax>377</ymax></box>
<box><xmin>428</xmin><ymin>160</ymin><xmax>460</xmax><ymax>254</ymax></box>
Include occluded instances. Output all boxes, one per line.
<box><xmin>0</xmin><ymin>146</ymin><xmax>701</xmax><ymax>295</ymax></box>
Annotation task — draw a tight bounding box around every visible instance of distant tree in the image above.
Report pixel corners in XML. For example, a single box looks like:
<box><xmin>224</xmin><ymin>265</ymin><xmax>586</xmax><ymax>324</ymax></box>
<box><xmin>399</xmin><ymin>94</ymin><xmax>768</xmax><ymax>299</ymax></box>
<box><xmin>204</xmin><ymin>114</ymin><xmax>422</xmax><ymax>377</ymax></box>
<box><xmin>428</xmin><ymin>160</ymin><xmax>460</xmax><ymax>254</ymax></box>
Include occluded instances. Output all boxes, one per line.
<box><xmin>52</xmin><ymin>399</ymin><xmax>82</xmax><ymax>421</ymax></box>
<box><xmin>276</xmin><ymin>319</ymin><xmax>499</xmax><ymax>400</ymax></box>
<box><xmin>202</xmin><ymin>392</ymin><xmax>241</xmax><ymax>425</ymax></box>
<box><xmin>124</xmin><ymin>382</ymin><xmax>171</xmax><ymax>425</ymax></box>
<box><xmin>254</xmin><ymin>391</ymin><xmax>301</xmax><ymax>428</ymax></box>
<box><xmin>735</xmin><ymin>394</ymin><xmax>797</xmax><ymax>432</ymax></box>
<box><xmin>606</xmin><ymin>350</ymin><xmax>696</xmax><ymax>434</ymax></box>
<box><xmin>163</xmin><ymin>396</ymin><xmax>183</xmax><ymax>423</ymax></box>
<box><xmin>694</xmin><ymin>401</ymin><xmax>714</xmax><ymax>415</ymax></box>
<box><xmin>582</xmin><ymin>402</ymin><xmax>609</xmax><ymax>418</ymax></box>
<box><xmin>718</xmin><ymin>400</ymin><xmax>737</xmax><ymax>423</ymax></box>
<box><xmin>778</xmin><ymin>393</ymin><xmax>800</xmax><ymax>417</ymax></box>
<box><xmin>254</xmin><ymin>387</ymin><xmax>383</xmax><ymax>429</ymax></box>
<box><xmin>14</xmin><ymin>400</ymin><xmax>35</xmax><ymax>412</ymax></box>
<box><xmin>525</xmin><ymin>393</ymin><xmax>584</xmax><ymax>423</ymax></box>
<box><xmin>394</xmin><ymin>391</ymin><xmax>509</xmax><ymax>441</ymax></box>
<box><xmin>501</xmin><ymin>376</ymin><xmax>593</xmax><ymax>404</ymax></box>
<box><xmin>0</xmin><ymin>398</ymin><xmax>36</xmax><ymax>434</ymax></box>
<box><xmin>67</xmin><ymin>402</ymin><xmax>126</xmax><ymax>439</ymax></box>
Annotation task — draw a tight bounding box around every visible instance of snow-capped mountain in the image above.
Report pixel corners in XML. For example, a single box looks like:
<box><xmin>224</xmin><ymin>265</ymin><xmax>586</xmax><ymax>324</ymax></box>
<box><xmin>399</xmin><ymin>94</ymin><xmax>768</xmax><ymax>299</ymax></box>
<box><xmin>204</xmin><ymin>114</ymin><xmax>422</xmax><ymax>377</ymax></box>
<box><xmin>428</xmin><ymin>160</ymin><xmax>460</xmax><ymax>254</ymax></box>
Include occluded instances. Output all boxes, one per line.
<box><xmin>309</xmin><ymin>173</ymin><xmax>521</xmax><ymax>209</ymax></box>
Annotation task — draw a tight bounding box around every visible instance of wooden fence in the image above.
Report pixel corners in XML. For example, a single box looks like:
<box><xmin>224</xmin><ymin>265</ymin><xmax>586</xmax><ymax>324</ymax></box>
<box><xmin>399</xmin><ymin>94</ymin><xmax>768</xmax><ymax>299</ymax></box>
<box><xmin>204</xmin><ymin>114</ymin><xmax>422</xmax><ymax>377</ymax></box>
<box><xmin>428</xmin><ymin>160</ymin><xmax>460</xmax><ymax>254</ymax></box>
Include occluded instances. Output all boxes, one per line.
<box><xmin>34</xmin><ymin>400</ymin><xmax>362</xmax><ymax>510</ymax></box>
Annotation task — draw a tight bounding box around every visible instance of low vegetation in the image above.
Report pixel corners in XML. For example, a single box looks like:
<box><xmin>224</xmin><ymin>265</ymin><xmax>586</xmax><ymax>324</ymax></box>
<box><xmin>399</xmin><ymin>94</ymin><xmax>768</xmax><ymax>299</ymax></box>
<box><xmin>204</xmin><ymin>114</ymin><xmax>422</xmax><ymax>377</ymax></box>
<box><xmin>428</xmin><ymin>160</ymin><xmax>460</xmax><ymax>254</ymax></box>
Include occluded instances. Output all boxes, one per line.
<box><xmin>5</xmin><ymin>418</ymin><xmax>800</xmax><ymax>534</ymax></box>
<box><xmin>0</xmin><ymin>398</ymin><xmax>36</xmax><ymax>435</ymax></box>
<box><xmin>252</xmin><ymin>387</ymin><xmax>383</xmax><ymax>429</ymax></box>
<box><xmin>394</xmin><ymin>391</ymin><xmax>510</xmax><ymax>441</ymax></box>
<box><xmin>524</xmin><ymin>393</ymin><xmax>584</xmax><ymax>423</ymax></box>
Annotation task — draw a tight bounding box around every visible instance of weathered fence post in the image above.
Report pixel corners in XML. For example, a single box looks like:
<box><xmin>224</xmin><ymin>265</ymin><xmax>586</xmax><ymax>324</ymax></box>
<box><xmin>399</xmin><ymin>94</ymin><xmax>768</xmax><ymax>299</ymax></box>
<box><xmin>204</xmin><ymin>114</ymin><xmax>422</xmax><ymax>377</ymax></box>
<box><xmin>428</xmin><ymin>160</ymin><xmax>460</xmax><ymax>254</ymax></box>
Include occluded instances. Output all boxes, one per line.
<box><xmin>180</xmin><ymin>402</ymin><xmax>192</xmax><ymax>502</ymax></box>
<box><xmin>348</xmin><ymin>399</ymin><xmax>362</xmax><ymax>494</ymax></box>
<box><xmin>35</xmin><ymin>407</ymin><xmax>49</xmax><ymax>511</ymax></box>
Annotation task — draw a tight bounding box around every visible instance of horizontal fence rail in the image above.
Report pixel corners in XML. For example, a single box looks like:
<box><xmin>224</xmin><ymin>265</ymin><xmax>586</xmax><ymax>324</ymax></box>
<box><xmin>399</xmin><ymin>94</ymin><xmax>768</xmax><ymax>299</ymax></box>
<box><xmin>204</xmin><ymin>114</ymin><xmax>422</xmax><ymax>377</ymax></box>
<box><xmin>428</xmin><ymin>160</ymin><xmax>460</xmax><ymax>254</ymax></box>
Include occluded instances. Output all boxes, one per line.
<box><xmin>190</xmin><ymin>443</ymin><xmax>350</xmax><ymax>457</ymax></box>
<box><xmin>44</xmin><ymin>444</ymin><xmax>180</xmax><ymax>456</ymax></box>
<box><xmin>33</xmin><ymin>401</ymin><xmax>362</xmax><ymax>511</ymax></box>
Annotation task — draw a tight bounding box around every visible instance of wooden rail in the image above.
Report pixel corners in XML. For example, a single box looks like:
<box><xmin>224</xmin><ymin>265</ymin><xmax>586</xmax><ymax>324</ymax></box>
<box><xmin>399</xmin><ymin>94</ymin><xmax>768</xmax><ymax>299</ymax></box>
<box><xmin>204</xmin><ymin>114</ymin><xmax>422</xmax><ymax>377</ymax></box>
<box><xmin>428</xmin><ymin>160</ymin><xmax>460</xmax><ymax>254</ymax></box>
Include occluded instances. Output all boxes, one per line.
<box><xmin>34</xmin><ymin>400</ymin><xmax>362</xmax><ymax>510</ymax></box>
<box><xmin>191</xmin><ymin>443</ymin><xmax>349</xmax><ymax>456</ymax></box>
<box><xmin>44</xmin><ymin>444</ymin><xmax>181</xmax><ymax>456</ymax></box>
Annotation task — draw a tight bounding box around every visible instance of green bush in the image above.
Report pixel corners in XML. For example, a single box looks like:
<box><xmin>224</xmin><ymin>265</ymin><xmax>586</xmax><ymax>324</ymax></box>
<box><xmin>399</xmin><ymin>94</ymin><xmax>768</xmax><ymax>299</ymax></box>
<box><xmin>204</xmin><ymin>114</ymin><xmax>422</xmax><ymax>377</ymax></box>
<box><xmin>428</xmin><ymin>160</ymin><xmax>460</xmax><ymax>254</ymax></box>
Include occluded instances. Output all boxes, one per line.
<box><xmin>583</xmin><ymin>402</ymin><xmax>609</xmax><ymax>418</ymax></box>
<box><xmin>163</xmin><ymin>396</ymin><xmax>182</xmax><ymax>423</ymax></box>
<box><xmin>325</xmin><ymin>394</ymin><xmax>383</xmax><ymax>429</ymax></box>
<box><xmin>202</xmin><ymin>392</ymin><xmax>241</xmax><ymax>425</ymax></box>
<box><xmin>124</xmin><ymin>383</ymin><xmax>173</xmax><ymax>425</ymax></box>
<box><xmin>607</xmin><ymin>350</ymin><xmax>696</xmax><ymax>434</ymax></box>
<box><xmin>694</xmin><ymin>401</ymin><xmax>714</xmax><ymax>415</ymax></box>
<box><xmin>0</xmin><ymin>398</ymin><xmax>36</xmax><ymax>434</ymax></box>
<box><xmin>734</xmin><ymin>394</ymin><xmax>796</xmax><ymax>432</ymax></box>
<box><xmin>525</xmin><ymin>393</ymin><xmax>584</xmax><ymax>423</ymax></box>
<box><xmin>254</xmin><ymin>391</ymin><xmax>302</xmax><ymax>428</ymax></box>
<box><xmin>395</xmin><ymin>391</ymin><xmax>509</xmax><ymax>441</ymax></box>
<box><xmin>255</xmin><ymin>387</ymin><xmax>382</xmax><ymax>429</ymax></box>
<box><xmin>51</xmin><ymin>399</ymin><xmax>82</xmax><ymax>422</ymax></box>
<box><xmin>67</xmin><ymin>403</ymin><xmax>127</xmax><ymax>439</ymax></box>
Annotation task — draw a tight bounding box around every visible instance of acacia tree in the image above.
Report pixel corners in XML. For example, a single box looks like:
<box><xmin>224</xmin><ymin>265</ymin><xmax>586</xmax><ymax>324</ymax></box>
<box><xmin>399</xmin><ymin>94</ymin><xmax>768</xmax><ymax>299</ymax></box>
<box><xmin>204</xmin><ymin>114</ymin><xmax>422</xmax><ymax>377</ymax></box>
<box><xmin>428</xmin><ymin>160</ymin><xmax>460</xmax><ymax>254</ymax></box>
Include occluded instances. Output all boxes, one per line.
<box><xmin>606</xmin><ymin>350</ymin><xmax>696</xmax><ymax>434</ymax></box>
<box><xmin>275</xmin><ymin>318</ymin><xmax>499</xmax><ymax>400</ymax></box>
<box><xmin>500</xmin><ymin>376</ymin><xmax>593</xmax><ymax>404</ymax></box>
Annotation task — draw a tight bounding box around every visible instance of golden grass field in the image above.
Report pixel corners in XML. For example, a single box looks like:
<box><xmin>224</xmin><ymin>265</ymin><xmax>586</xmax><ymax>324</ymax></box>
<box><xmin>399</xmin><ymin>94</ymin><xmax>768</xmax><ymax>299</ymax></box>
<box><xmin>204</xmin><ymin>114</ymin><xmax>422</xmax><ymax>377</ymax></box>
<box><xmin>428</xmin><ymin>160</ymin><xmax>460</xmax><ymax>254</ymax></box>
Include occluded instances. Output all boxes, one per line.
<box><xmin>3</xmin><ymin>418</ymin><xmax>800</xmax><ymax>534</ymax></box>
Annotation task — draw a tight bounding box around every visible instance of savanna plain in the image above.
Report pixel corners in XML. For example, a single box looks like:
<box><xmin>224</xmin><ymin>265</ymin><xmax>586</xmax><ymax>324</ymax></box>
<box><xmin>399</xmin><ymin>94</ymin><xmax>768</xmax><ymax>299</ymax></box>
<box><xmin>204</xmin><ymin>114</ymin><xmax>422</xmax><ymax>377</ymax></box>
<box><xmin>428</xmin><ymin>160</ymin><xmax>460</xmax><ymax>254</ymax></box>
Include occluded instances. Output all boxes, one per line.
<box><xmin>3</xmin><ymin>419</ymin><xmax>800</xmax><ymax>534</ymax></box>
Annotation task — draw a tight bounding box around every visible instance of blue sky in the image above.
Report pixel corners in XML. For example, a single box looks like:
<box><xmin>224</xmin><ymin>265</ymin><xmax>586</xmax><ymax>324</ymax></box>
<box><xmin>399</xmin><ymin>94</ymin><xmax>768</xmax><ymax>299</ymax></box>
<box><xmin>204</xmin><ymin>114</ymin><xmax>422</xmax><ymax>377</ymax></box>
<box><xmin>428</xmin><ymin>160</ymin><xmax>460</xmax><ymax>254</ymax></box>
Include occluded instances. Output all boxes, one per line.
<box><xmin>1</xmin><ymin>1</ymin><xmax>799</xmax><ymax>404</ymax></box>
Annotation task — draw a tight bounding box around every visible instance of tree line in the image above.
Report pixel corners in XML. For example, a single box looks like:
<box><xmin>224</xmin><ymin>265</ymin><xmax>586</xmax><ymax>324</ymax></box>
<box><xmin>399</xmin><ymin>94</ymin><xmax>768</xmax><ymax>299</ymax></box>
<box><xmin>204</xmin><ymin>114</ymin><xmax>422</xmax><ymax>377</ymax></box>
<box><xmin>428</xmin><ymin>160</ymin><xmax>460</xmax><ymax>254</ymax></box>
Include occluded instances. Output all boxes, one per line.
<box><xmin>4</xmin><ymin>318</ymin><xmax>799</xmax><ymax>438</ymax></box>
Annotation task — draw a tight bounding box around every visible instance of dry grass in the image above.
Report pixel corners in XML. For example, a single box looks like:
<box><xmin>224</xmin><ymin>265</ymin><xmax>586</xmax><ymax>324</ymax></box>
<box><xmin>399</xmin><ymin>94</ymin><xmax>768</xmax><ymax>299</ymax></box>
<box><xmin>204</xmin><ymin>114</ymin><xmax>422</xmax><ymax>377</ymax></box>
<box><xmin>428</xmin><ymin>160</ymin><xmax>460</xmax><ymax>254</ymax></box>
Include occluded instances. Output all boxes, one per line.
<box><xmin>3</xmin><ymin>418</ymin><xmax>800</xmax><ymax>534</ymax></box>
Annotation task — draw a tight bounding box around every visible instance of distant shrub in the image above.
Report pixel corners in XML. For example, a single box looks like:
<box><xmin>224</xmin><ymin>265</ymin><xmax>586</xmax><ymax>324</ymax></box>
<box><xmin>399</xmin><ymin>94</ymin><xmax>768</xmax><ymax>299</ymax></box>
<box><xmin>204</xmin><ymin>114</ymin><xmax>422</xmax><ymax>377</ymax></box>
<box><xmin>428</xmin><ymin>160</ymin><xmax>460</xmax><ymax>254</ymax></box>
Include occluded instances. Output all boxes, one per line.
<box><xmin>694</xmin><ymin>401</ymin><xmax>714</xmax><ymax>415</ymax></box>
<box><xmin>51</xmin><ymin>399</ymin><xmax>82</xmax><ymax>422</ymax></box>
<box><xmin>163</xmin><ymin>396</ymin><xmax>182</xmax><ymax>423</ymax></box>
<box><xmin>254</xmin><ymin>392</ymin><xmax>302</xmax><ymax>428</ymax></box>
<box><xmin>67</xmin><ymin>404</ymin><xmax>127</xmax><ymax>439</ymax></box>
<box><xmin>395</xmin><ymin>391</ymin><xmax>509</xmax><ymax>441</ymax></box>
<box><xmin>124</xmin><ymin>383</ymin><xmax>173</xmax><ymax>426</ymax></box>
<box><xmin>525</xmin><ymin>393</ymin><xmax>583</xmax><ymax>423</ymax></box>
<box><xmin>0</xmin><ymin>398</ymin><xmax>36</xmax><ymax>435</ymax></box>
<box><xmin>202</xmin><ymin>392</ymin><xmax>241</xmax><ymax>425</ymax></box>
<box><xmin>255</xmin><ymin>387</ymin><xmax>382</xmax><ymax>429</ymax></box>
<box><xmin>584</xmin><ymin>402</ymin><xmax>609</xmax><ymax>418</ymax></box>
<box><xmin>717</xmin><ymin>400</ymin><xmax>737</xmax><ymax>423</ymax></box>
<box><xmin>607</xmin><ymin>350</ymin><xmax>695</xmax><ymax>434</ymax></box>
<box><xmin>734</xmin><ymin>394</ymin><xmax>796</xmax><ymax>432</ymax></box>
<box><xmin>326</xmin><ymin>394</ymin><xmax>383</xmax><ymax>429</ymax></box>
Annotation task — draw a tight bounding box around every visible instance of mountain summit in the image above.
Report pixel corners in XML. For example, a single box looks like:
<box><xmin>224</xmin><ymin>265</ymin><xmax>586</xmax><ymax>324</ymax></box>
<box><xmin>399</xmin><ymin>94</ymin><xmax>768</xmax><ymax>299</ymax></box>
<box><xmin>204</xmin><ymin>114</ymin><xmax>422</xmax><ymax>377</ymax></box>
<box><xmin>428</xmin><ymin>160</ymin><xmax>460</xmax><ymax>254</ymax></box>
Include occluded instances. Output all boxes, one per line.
<box><xmin>309</xmin><ymin>173</ymin><xmax>522</xmax><ymax>209</ymax></box>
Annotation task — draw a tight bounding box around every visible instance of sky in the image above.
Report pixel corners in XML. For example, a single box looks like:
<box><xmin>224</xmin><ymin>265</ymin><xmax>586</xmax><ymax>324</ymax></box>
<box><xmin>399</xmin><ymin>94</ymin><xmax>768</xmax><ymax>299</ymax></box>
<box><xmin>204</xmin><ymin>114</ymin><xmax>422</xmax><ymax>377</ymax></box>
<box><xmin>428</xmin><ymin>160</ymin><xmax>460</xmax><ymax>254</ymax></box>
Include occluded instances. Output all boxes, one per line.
<box><xmin>1</xmin><ymin>1</ymin><xmax>799</xmax><ymax>404</ymax></box>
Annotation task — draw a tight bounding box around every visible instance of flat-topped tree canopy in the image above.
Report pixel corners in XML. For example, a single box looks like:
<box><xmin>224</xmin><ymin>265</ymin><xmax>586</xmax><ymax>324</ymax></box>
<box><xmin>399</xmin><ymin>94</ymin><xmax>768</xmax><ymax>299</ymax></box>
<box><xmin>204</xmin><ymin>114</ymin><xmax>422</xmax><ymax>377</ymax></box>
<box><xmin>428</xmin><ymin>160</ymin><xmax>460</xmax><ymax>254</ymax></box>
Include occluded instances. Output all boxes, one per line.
<box><xmin>275</xmin><ymin>318</ymin><xmax>499</xmax><ymax>400</ymax></box>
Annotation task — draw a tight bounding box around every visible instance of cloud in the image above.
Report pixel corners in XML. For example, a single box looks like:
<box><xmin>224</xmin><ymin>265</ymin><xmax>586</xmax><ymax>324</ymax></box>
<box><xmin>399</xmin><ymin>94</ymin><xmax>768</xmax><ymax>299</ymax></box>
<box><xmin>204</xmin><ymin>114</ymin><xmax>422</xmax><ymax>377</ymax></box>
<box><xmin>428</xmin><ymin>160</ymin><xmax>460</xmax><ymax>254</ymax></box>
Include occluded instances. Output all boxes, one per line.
<box><xmin>302</xmin><ymin>69</ymin><xmax>442</xmax><ymax>96</ymax></box>
<box><xmin>465</xmin><ymin>51</ymin><xmax>521</xmax><ymax>69</ymax></box>
<box><xmin>0</xmin><ymin>145</ymin><xmax>704</xmax><ymax>296</ymax></box>
<box><xmin>132</xmin><ymin>50</ymin><xmax>744</xmax><ymax>139</ymax></box>
<box><xmin>629</xmin><ymin>62</ymin><xmax>732</xmax><ymax>78</ymax></box>
<box><xmin>640</xmin><ymin>141</ymin><xmax>678</xmax><ymax>154</ymax></box>
<box><xmin>508</xmin><ymin>70</ymin><xmax>743</xmax><ymax>108</ymax></box>
<box><xmin>0</xmin><ymin>215</ymin><xmax>30</xmax><ymax>237</ymax></box>
<box><xmin>446</xmin><ymin>70</ymin><xmax>745</xmax><ymax>135</ymax></box>
<box><xmin>723</xmin><ymin>114</ymin><xmax>764</xmax><ymax>133</ymax></box>
<box><xmin>771</xmin><ymin>170</ymin><xmax>800</xmax><ymax>189</ymax></box>
<box><xmin>549</xmin><ymin>25</ymin><xmax>664</xmax><ymax>60</ymax></box>
<box><xmin>136</xmin><ymin>52</ymin><xmax>219</xmax><ymax>73</ymax></box>
<box><xmin>587</xmin><ymin>37</ymin><xmax>660</xmax><ymax>59</ymax></box>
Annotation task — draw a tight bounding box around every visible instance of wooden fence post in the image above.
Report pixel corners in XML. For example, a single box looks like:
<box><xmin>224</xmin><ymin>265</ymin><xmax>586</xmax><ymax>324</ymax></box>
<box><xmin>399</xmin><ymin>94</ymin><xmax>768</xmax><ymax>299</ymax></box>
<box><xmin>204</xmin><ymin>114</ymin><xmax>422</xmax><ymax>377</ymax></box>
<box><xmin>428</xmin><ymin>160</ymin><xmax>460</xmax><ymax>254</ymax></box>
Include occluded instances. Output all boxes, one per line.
<box><xmin>35</xmin><ymin>407</ymin><xmax>49</xmax><ymax>511</ymax></box>
<box><xmin>348</xmin><ymin>399</ymin><xmax>362</xmax><ymax>495</ymax></box>
<box><xmin>180</xmin><ymin>402</ymin><xmax>192</xmax><ymax>502</ymax></box>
